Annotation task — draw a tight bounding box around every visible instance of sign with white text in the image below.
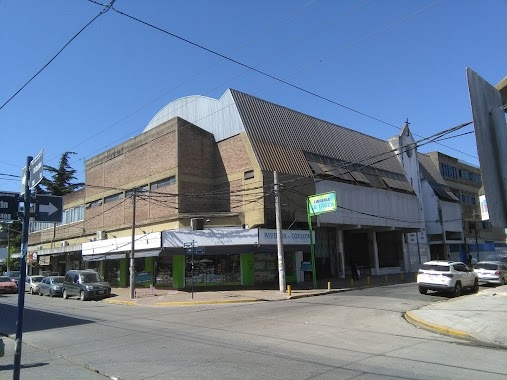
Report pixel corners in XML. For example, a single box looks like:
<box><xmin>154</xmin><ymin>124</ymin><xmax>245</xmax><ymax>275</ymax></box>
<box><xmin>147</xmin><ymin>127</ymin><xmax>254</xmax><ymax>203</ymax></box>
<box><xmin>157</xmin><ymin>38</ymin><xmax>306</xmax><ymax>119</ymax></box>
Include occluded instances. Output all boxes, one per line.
<box><xmin>307</xmin><ymin>191</ymin><xmax>337</xmax><ymax>216</ymax></box>
<box><xmin>0</xmin><ymin>192</ymin><xmax>20</xmax><ymax>221</ymax></box>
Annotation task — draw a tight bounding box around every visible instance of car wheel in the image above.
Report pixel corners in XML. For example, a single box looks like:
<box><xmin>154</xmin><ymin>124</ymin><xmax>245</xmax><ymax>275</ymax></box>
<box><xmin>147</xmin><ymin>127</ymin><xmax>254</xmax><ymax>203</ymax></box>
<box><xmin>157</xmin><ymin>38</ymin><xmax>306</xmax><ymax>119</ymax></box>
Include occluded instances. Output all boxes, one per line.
<box><xmin>472</xmin><ymin>279</ymin><xmax>479</xmax><ymax>293</ymax></box>
<box><xmin>30</xmin><ymin>287</ymin><xmax>34</xmax><ymax>295</ymax></box>
<box><xmin>501</xmin><ymin>277</ymin><xmax>506</xmax><ymax>286</ymax></box>
<box><xmin>63</xmin><ymin>289</ymin><xmax>68</xmax><ymax>299</ymax></box>
<box><xmin>79</xmin><ymin>291</ymin><xmax>86</xmax><ymax>301</ymax></box>
<box><xmin>38</xmin><ymin>290</ymin><xmax>43</xmax><ymax>296</ymax></box>
<box><xmin>49</xmin><ymin>290</ymin><xmax>54</xmax><ymax>298</ymax></box>
<box><xmin>418</xmin><ymin>286</ymin><xmax>427</xmax><ymax>295</ymax></box>
<box><xmin>453</xmin><ymin>282</ymin><xmax>462</xmax><ymax>297</ymax></box>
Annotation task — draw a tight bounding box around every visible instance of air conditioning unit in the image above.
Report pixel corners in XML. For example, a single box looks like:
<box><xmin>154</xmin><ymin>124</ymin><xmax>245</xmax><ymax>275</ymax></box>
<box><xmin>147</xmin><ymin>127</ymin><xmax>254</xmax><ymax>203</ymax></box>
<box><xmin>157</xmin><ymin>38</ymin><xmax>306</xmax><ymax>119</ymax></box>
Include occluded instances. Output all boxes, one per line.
<box><xmin>61</xmin><ymin>241</ymin><xmax>69</xmax><ymax>247</ymax></box>
<box><xmin>96</xmin><ymin>231</ymin><xmax>107</xmax><ymax>240</ymax></box>
<box><xmin>191</xmin><ymin>218</ymin><xmax>204</xmax><ymax>231</ymax></box>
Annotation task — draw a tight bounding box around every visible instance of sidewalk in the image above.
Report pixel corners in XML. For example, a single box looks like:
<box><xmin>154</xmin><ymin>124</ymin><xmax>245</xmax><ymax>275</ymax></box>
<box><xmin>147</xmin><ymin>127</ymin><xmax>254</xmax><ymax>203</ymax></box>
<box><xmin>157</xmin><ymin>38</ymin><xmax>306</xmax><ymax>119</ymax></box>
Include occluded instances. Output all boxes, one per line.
<box><xmin>405</xmin><ymin>285</ymin><xmax>507</xmax><ymax>347</ymax></box>
<box><xmin>103</xmin><ymin>273</ymin><xmax>414</xmax><ymax>306</ymax></box>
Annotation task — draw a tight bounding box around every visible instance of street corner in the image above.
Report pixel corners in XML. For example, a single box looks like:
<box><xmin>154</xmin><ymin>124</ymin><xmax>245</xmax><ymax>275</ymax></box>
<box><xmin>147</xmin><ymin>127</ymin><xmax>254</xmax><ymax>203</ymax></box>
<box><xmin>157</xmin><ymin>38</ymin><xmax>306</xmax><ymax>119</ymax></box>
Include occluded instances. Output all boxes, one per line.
<box><xmin>403</xmin><ymin>310</ymin><xmax>473</xmax><ymax>340</ymax></box>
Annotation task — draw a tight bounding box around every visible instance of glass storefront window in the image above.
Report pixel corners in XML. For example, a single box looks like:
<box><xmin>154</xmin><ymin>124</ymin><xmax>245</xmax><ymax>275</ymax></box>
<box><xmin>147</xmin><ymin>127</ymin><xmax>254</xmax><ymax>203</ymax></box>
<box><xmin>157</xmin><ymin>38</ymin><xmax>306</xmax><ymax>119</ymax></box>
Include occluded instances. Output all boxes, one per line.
<box><xmin>254</xmin><ymin>252</ymin><xmax>277</xmax><ymax>284</ymax></box>
<box><xmin>155</xmin><ymin>256</ymin><xmax>173</xmax><ymax>287</ymax></box>
<box><xmin>185</xmin><ymin>255</ymin><xmax>240</xmax><ymax>286</ymax></box>
<box><xmin>104</xmin><ymin>260</ymin><xmax>121</xmax><ymax>287</ymax></box>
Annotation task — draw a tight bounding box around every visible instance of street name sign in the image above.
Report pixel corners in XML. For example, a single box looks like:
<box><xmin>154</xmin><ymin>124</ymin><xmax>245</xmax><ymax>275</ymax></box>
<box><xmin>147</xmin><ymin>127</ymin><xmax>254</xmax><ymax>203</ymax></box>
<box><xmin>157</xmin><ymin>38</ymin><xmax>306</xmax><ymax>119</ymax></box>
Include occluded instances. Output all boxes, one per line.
<box><xmin>29</xmin><ymin>150</ymin><xmax>44</xmax><ymax>189</ymax></box>
<box><xmin>34</xmin><ymin>194</ymin><xmax>63</xmax><ymax>223</ymax></box>
<box><xmin>20</xmin><ymin>149</ymin><xmax>44</xmax><ymax>195</ymax></box>
<box><xmin>0</xmin><ymin>192</ymin><xmax>20</xmax><ymax>221</ymax></box>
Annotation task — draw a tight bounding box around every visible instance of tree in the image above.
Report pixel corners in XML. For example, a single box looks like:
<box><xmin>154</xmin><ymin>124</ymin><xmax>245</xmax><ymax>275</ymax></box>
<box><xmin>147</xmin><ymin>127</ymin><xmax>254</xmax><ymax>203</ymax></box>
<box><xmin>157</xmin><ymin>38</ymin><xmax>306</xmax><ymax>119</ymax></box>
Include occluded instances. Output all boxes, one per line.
<box><xmin>0</xmin><ymin>222</ymin><xmax>21</xmax><ymax>272</ymax></box>
<box><xmin>39</xmin><ymin>151</ymin><xmax>84</xmax><ymax>196</ymax></box>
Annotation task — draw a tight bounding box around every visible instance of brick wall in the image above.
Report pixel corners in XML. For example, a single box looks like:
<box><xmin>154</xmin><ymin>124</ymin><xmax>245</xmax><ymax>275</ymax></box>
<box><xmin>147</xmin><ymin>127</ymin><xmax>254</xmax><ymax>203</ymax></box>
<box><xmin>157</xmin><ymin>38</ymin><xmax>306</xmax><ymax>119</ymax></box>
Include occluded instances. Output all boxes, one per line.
<box><xmin>36</xmin><ymin>117</ymin><xmax>262</xmax><ymax>245</ymax></box>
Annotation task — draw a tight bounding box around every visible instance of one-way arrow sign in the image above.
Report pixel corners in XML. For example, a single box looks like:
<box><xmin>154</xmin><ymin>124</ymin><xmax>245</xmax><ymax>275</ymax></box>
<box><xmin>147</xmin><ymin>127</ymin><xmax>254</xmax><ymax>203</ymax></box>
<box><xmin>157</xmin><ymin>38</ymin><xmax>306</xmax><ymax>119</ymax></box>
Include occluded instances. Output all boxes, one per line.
<box><xmin>34</xmin><ymin>195</ymin><xmax>63</xmax><ymax>223</ymax></box>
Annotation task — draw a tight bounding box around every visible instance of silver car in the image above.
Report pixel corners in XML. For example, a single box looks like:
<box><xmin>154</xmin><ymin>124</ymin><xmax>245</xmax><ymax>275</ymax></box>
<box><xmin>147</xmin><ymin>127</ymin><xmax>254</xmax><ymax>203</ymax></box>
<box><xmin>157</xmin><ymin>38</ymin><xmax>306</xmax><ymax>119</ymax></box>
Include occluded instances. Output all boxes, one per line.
<box><xmin>474</xmin><ymin>261</ymin><xmax>507</xmax><ymax>285</ymax></box>
<box><xmin>38</xmin><ymin>276</ymin><xmax>65</xmax><ymax>297</ymax></box>
<box><xmin>25</xmin><ymin>275</ymin><xmax>44</xmax><ymax>295</ymax></box>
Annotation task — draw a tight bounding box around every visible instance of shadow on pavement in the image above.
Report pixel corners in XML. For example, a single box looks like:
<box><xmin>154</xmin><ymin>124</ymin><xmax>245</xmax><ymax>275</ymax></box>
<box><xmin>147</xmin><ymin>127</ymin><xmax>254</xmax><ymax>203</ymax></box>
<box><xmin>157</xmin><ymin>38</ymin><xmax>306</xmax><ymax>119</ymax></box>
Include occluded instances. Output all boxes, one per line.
<box><xmin>0</xmin><ymin>304</ymin><xmax>93</xmax><ymax>335</ymax></box>
<box><xmin>0</xmin><ymin>362</ymin><xmax>49</xmax><ymax>371</ymax></box>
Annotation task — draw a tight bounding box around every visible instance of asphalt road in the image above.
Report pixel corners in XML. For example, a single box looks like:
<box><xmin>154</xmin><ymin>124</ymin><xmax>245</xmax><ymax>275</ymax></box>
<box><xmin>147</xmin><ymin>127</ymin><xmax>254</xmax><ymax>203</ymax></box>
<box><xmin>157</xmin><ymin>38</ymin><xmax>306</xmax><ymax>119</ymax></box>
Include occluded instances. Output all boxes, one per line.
<box><xmin>1</xmin><ymin>283</ymin><xmax>506</xmax><ymax>379</ymax></box>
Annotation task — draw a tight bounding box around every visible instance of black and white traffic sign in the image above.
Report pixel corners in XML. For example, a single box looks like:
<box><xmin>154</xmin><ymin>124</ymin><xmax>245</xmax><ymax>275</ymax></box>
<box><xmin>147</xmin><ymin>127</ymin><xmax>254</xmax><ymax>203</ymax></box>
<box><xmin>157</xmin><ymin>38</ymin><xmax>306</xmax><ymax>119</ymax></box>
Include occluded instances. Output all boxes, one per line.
<box><xmin>34</xmin><ymin>194</ymin><xmax>63</xmax><ymax>223</ymax></box>
<box><xmin>29</xmin><ymin>150</ymin><xmax>44</xmax><ymax>189</ymax></box>
<box><xmin>20</xmin><ymin>149</ymin><xmax>44</xmax><ymax>194</ymax></box>
<box><xmin>0</xmin><ymin>191</ymin><xmax>20</xmax><ymax>221</ymax></box>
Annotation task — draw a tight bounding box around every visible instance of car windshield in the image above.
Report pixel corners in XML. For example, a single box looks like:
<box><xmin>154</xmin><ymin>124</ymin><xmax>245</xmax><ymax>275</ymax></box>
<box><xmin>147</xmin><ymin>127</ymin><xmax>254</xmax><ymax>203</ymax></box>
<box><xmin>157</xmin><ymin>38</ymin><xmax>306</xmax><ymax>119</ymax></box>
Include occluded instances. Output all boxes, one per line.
<box><xmin>8</xmin><ymin>272</ymin><xmax>20</xmax><ymax>278</ymax></box>
<box><xmin>0</xmin><ymin>276</ymin><xmax>12</xmax><ymax>282</ymax></box>
<box><xmin>421</xmin><ymin>264</ymin><xmax>449</xmax><ymax>271</ymax></box>
<box><xmin>51</xmin><ymin>277</ymin><xmax>64</xmax><ymax>283</ymax></box>
<box><xmin>81</xmin><ymin>273</ymin><xmax>101</xmax><ymax>283</ymax></box>
<box><xmin>475</xmin><ymin>263</ymin><xmax>498</xmax><ymax>270</ymax></box>
<box><xmin>32</xmin><ymin>277</ymin><xmax>44</xmax><ymax>282</ymax></box>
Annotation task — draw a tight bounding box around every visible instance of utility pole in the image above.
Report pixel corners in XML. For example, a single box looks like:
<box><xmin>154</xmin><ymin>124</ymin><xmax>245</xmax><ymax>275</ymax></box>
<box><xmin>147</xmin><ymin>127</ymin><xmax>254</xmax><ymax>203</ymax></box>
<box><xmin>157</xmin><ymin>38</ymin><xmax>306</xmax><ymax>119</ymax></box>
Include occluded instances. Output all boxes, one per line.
<box><xmin>274</xmin><ymin>171</ymin><xmax>286</xmax><ymax>292</ymax></box>
<box><xmin>473</xmin><ymin>209</ymin><xmax>480</xmax><ymax>262</ymax></box>
<box><xmin>129</xmin><ymin>190</ymin><xmax>136</xmax><ymax>299</ymax></box>
<box><xmin>13</xmin><ymin>156</ymin><xmax>31</xmax><ymax>380</ymax></box>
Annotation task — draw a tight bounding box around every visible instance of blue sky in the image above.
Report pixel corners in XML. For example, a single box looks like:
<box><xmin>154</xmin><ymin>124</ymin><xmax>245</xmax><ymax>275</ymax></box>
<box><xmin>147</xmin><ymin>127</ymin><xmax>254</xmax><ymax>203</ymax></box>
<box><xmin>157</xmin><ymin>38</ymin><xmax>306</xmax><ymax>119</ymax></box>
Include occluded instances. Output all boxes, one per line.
<box><xmin>0</xmin><ymin>0</ymin><xmax>505</xmax><ymax>193</ymax></box>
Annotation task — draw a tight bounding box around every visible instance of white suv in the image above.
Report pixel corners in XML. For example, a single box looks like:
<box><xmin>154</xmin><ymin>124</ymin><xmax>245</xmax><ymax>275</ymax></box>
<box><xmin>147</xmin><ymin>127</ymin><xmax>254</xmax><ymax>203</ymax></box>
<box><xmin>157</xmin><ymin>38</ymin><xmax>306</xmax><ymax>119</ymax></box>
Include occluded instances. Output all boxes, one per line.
<box><xmin>417</xmin><ymin>261</ymin><xmax>478</xmax><ymax>297</ymax></box>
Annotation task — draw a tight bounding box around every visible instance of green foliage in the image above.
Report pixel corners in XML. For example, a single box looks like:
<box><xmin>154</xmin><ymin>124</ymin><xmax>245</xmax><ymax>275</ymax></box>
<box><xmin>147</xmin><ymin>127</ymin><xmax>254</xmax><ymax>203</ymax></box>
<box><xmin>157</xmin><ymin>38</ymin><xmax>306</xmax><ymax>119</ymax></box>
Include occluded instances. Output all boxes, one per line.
<box><xmin>39</xmin><ymin>151</ymin><xmax>84</xmax><ymax>196</ymax></box>
<box><xmin>0</xmin><ymin>222</ymin><xmax>21</xmax><ymax>253</ymax></box>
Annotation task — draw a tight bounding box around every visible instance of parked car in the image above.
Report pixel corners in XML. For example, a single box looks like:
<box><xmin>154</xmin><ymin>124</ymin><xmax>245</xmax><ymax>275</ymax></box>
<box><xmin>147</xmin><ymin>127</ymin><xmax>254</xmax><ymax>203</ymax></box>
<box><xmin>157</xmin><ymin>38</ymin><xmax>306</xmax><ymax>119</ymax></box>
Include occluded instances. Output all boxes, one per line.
<box><xmin>474</xmin><ymin>261</ymin><xmax>507</xmax><ymax>286</ymax></box>
<box><xmin>38</xmin><ymin>276</ymin><xmax>65</xmax><ymax>297</ymax></box>
<box><xmin>25</xmin><ymin>275</ymin><xmax>44</xmax><ymax>295</ymax></box>
<box><xmin>3</xmin><ymin>271</ymin><xmax>20</xmax><ymax>284</ymax></box>
<box><xmin>0</xmin><ymin>276</ymin><xmax>18</xmax><ymax>294</ymax></box>
<box><xmin>417</xmin><ymin>260</ymin><xmax>479</xmax><ymax>296</ymax></box>
<box><xmin>62</xmin><ymin>269</ymin><xmax>111</xmax><ymax>301</ymax></box>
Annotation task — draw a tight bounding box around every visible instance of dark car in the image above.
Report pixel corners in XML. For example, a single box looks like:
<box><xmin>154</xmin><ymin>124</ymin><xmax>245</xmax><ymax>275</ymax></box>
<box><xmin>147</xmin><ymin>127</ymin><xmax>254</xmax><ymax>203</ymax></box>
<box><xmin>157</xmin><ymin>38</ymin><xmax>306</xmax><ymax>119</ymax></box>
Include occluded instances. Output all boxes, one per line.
<box><xmin>4</xmin><ymin>271</ymin><xmax>20</xmax><ymax>284</ymax></box>
<box><xmin>38</xmin><ymin>276</ymin><xmax>65</xmax><ymax>297</ymax></box>
<box><xmin>62</xmin><ymin>270</ymin><xmax>111</xmax><ymax>301</ymax></box>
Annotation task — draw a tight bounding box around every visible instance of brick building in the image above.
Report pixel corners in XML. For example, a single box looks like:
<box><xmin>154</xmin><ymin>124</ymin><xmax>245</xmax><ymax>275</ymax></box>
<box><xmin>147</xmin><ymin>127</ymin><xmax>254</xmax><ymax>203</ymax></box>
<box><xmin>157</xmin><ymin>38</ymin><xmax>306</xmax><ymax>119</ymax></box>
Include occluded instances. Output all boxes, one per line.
<box><xmin>29</xmin><ymin>89</ymin><xmax>440</xmax><ymax>289</ymax></box>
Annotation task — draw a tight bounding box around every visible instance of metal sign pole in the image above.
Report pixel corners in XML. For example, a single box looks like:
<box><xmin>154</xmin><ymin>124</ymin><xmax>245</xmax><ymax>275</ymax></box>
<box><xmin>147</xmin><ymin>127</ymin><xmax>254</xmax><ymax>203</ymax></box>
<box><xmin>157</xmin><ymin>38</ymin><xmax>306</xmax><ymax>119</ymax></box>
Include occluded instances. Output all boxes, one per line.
<box><xmin>13</xmin><ymin>156</ymin><xmax>32</xmax><ymax>380</ymax></box>
<box><xmin>306</xmin><ymin>199</ymin><xmax>317</xmax><ymax>289</ymax></box>
<box><xmin>191</xmin><ymin>239</ymin><xmax>194</xmax><ymax>300</ymax></box>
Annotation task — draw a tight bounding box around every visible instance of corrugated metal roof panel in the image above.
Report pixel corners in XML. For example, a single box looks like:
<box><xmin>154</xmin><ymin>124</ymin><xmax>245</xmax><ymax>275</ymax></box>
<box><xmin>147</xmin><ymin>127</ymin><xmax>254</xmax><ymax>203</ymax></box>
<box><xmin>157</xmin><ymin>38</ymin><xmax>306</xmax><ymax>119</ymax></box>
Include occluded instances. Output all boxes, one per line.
<box><xmin>418</xmin><ymin>153</ymin><xmax>448</xmax><ymax>186</ymax></box>
<box><xmin>231</xmin><ymin>89</ymin><xmax>405</xmax><ymax>177</ymax></box>
<box><xmin>418</xmin><ymin>153</ymin><xmax>459</xmax><ymax>202</ymax></box>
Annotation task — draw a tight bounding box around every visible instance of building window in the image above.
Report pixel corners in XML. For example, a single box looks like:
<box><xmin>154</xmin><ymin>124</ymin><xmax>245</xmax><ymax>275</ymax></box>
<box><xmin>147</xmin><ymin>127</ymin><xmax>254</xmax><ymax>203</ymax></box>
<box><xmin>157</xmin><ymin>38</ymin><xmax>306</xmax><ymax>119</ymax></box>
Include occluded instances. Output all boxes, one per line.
<box><xmin>459</xmin><ymin>169</ymin><xmax>481</xmax><ymax>183</ymax></box>
<box><xmin>104</xmin><ymin>193</ymin><xmax>124</xmax><ymax>203</ymax></box>
<box><xmin>62</xmin><ymin>205</ymin><xmax>84</xmax><ymax>224</ymax></box>
<box><xmin>440</xmin><ymin>163</ymin><xmax>457</xmax><ymax>179</ymax></box>
<box><xmin>460</xmin><ymin>193</ymin><xmax>476</xmax><ymax>205</ymax></box>
<box><xmin>481</xmin><ymin>221</ymin><xmax>492</xmax><ymax>231</ymax></box>
<box><xmin>151</xmin><ymin>177</ymin><xmax>176</xmax><ymax>190</ymax></box>
<box><xmin>126</xmin><ymin>185</ymin><xmax>148</xmax><ymax>198</ymax></box>
<box><xmin>244</xmin><ymin>170</ymin><xmax>254</xmax><ymax>180</ymax></box>
<box><xmin>86</xmin><ymin>199</ymin><xmax>103</xmax><ymax>209</ymax></box>
<box><xmin>29</xmin><ymin>221</ymin><xmax>54</xmax><ymax>233</ymax></box>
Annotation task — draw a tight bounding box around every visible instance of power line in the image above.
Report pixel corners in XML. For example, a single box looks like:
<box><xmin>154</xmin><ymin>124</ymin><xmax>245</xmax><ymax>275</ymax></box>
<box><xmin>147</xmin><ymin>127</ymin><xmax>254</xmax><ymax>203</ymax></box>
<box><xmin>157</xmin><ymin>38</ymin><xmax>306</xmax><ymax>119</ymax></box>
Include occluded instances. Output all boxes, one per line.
<box><xmin>0</xmin><ymin>1</ymin><xmax>116</xmax><ymax>112</ymax></box>
<box><xmin>110</xmin><ymin>4</ymin><xmax>424</xmax><ymax>132</ymax></box>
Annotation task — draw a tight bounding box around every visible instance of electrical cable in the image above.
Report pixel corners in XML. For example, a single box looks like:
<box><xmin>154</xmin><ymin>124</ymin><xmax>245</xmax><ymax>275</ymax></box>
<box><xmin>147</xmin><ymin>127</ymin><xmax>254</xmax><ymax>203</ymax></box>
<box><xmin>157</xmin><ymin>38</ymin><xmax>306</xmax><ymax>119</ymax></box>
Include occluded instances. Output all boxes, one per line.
<box><xmin>0</xmin><ymin>0</ymin><xmax>116</xmax><ymax>111</ymax></box>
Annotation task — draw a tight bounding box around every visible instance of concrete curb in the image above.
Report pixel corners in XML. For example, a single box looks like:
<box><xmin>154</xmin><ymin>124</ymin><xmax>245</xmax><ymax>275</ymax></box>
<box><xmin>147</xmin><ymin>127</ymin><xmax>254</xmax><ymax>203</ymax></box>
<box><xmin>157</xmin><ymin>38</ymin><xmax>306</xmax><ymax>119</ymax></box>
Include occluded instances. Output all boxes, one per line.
<box><xmin>404</xmin><ymin>310</ymin><xmax>473</xmax><ymax>340</ymax></box>
<box><xmin>102</xmin><ymin>287</ymin><xmax>366</xmax><ymax>307</ymax></box>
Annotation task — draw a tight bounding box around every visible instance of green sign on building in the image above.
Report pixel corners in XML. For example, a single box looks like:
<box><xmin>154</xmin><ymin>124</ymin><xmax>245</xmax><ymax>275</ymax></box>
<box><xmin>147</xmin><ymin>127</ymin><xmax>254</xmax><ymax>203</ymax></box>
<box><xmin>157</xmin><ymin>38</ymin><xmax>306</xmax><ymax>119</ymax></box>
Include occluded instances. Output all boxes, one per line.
<box><xmin>307</xmin><ymin>191</ymin><xmax>337</xmax><ymax>216</ymax></box>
